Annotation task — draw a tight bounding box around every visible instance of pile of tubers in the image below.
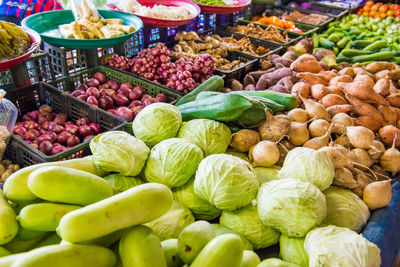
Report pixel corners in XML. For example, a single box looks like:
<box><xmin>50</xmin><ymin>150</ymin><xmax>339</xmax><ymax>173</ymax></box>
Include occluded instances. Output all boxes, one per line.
<box><xmin>0</xmin><ymin>160</ymin><xmax>19</xmax><ymax>183</ymax></box>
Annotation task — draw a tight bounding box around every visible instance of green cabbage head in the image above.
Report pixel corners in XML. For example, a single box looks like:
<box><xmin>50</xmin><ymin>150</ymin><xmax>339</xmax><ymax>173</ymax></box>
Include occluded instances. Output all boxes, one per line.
<box><xmin>90</xmin><ymin>131</ymin><xmax>149</xmax><ymax>176</ymax></box>
<box><xmin>104</xmin><ymin>173</ymin><xmax>143</xmax><ymax>194</ymax></box>
<box><xmin>279</xmin><ymin>235</ymin><xmax>309</xmax><ymax>267</ymax></box>
<box><xmin>277</xmin><ymin>147</ymin><xmax>334</xmax><ymax>191</ymax></box>
<box><xmin>220</xmin><ymin>204</ymin><xmax>280</xmax><ymax>249</ymax></box>
<box><xmin>144</xmin><ymin>138</ymin><xmax>204</xmax><ymax>188</ymax></box>
<box><xmin>224</xmin><ymin>150</ymin><xmax>250</xmax><ymax>162</ymax></box>
<box><xmin>173</xmin><ymin>178</ymin><xmax>221</xmax><ymax>220</ymax></box>
<box><xmin>210</xmin><ymin>224</ymin><xmax>253</xmax><ymax>251</ymax></box>
<box><xmin>255</xmin><ymin>166</ymin><xmax>281</xmax><ymax>185</ymax></box>
<box><xmin>194</xmin><ymin>154</ymin><xmax>258</xmax><ymax>211</ymax></box>
<box><xmin>145</xmin><ymin>201</ymin><xmax>195</xmax><ymax>240</ymax></box>
<box><xmin>322</xmin><ymin>186</ymin><xmax>370</xmax><ymax>233</ymax></box>
<box><xmin>257</xmin><ymin>179</ymin><xmax>327</xmax><ymax>237</ymax></box>
<box><xmin>258</xmin><ymin>258</ymin><xmax>300</xmax><ymax>267</ymax></box>
<box><xmin>132</xmin><ymin>103</ymin><xmax>182</xmax><ymax>146</ymax></box>
<box><xmin>178</xmin><ymin>119</ymin><xmax>231</xmax><ymax>156</ymax></box>
<box><xmin>305</xmin><ymin>225</ymin><xmax>381</xmax><ymax>267</ymax></box>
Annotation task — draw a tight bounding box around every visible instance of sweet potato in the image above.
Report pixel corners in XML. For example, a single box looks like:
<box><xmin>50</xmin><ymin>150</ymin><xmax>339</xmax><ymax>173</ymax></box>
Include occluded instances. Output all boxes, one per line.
<box><xmin>392</xmin><ymin>107</ymin><xmax>400</xmax><ymax>121</ymax></box>
<box><xmin>326</xmin><ymin>86</ymin><xmax>345</xmax><ymax>98</ymax></box>
<box><xmin>357</xmin><ymin>115</ymin><xmax>381</xmax><ymax>132</ymax></box>
<box><xmin>268</xmin><ymin>84</ymin><xmax>289</xmax><ymax>94</ymax></box>
<box><xmin>321</xmin><ymin>94</ymin><xmax>347</xmax><ymax>108</ymax></box>
<box><xmin>256</xmin><ymin>74</ymin><xmax>270</xmax><ymax>91</ymax></box>
<box><xmin>278</xmin><ymin>77</ymin><xmax>294</xmax><ymax>91</ymax></box>
<box><xmin>389</xmin><ymin>80</ymin><xmax>399</xmax><ymax>95</ymax></box>
<box><xmin>261</xmin><ymin>68</ymin><xmax>292</xmax><ymax>82</ymax></box>
<box><xmin>327</xmin><ymin>104</ymin><xmax>353</xmax><ymax>117</ymax></box>
<box><xmin>338</xmin><ymin>67</ymin><xmax>355</xmax><ymax>78</ymax></box>
<box><xmin>260</xmin><ymin>60</ymin><xmax>272</xmax><ymax>70</ymax></box>
<box><xmin>245</xmin><ymin>84</ymin><xmax>256</xmax><ymax>91</ymax></box>
<box><xmin>291</xmin><ymin>82</ymin><xmax>309</xmax><ymax>98</ymax></box>
<box><xmin>378</xmin><ymin>125</ymin><xmax>400</xmax><ymax>147</ymax></box>
<box><xmin>297</xmin><ymin>72</ymin><xmax>329</xmax><ymax>86</ymax></box>
<box><xmin>339</xmin><ymin>81</ymin><xmax>389</xmax><ymax>106</ymax></box>
<box><xmin>272</xmin><ymin>57</ymin><xmax>293</xmax><ymax>68</ymax></box>
<box><xmin>311</xmin><ymin>84</ymin><xmax>328</xmax><ymax>100</ymax></box>
<box><xmin>248</xmin><ymin>70</ymin><xmax>269</xmax><ymax>81</ymax></box>
<box><xmin>320</xmin><ymin>71</ymin><xmax>337</xmax><ymax>81</ymax></box>
<box><xmin>290</xmin><ymin>54</ymin><xmax>322</xmax><ymax>73</ymax></box>
<box><xmin>379</xmin><ymin>105</ymin><xmax>398</xmax><ymax>125</ymax></box>
<box><xmin>373</xmin><ymin>78</ymin><xmax>390</xmax><ymax>97</ymax></box>
<box><xmin>388</xmin><ymin>93</ymin><xmax>400</xmax><ymax>107</ymax></box>
<box><xmin>345</xmin><ymin>95</ymin><xmax>385</xmax><ymax>126</ymax></box>
<box><xmin>365</xmin><ymin>62</ymin><xmax>395</xmax><ymax>73</ymax></box>
<box><xmin>374</xmin><ymin>70</ymin><xmax>390</xmax><ymax>81</ymax></box>
<box><xmin>354</xmin><ymin>74</ymin><xmax>375</xmax><ymax>88</ymax></box>
<box><xmin>390</xmin><ymin>69</ymin><xmax>400</xmax><ymax>80</ymax></box>
<box><xmin>329</xmin><ymin>75</ymin><xmax>353</xmax><ymax>87</ymax></box>
<box><xmin>243</xmin><ymin>75</ymin><xmax>255</xmax><ymax>87</ymax></box>
<box><xmin>319</xmin><ymin>62</ymin><xmax>329</xmax><ymax>71</ymax></box>
<box><xmin>397</xmin><ymin>119</ymin><xmax>400</xmax><ymax>129</ymax></box>
<box><xmin>353</xmin><ymin>67</ymin><xmax>371</xmax><ymax>76</ymax></box>
<box><xmin>231</xmin><ymin>79</ymin><xmax>243</xmax><ymax>91</ymax></box>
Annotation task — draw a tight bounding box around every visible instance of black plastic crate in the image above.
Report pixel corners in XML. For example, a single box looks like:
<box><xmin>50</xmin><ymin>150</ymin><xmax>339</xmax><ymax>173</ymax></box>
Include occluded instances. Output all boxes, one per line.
<box><xmin>214</xmin><ymin>50</ymin><xmax>258</xmax><ymax>82</ymax></box>
<box><xmin>200</xmin><ymin>30</ymin><xmax>283</xmax><ymax>59</ymax></box>
<box><xmin>4</xmin><ymin>83</ymin><xmax>126</xmax><ymax>167</ymax></box>
<box><xmin>50</xmin><ymin>65</ymin><xmax>181</xmax><ymax>102</ymax></box>
<box><xmin>288</xmin><ymin>2</ymin><xmax>349</xmax><ymax>19</ymax></box>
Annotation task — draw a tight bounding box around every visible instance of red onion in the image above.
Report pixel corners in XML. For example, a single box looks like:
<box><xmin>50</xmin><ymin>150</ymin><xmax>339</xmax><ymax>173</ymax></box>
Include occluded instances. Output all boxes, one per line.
<box><xmin>23</xmin><ymin>121</ymin><xmax>38</xmax><ymax>130</ymax></box>
<box><xmin>106</xmin><ymin>80</ymin><xmax>121</xmax><ymax>91</ymax></box>
<box><xmin>76</xmin><ymin>83</ymin><xmax>88</xmax><ymax>91</ymax></box>
<box><xmin>39</xmin><ymin>129</ymin><xmax>46</xmax><ymax>135</ymax></box>
<box><xmin>39</xmin><ymin>105</ymin><xmax>52</xmax><ymax>114</ymax></box>
<box><xmin>24</xmin><ymin>129</ymin><xmax>39</xmax><ymax>141</ymax></box>
<box><xmin>78</xmin><ymin>125</ymin><xmax>91</xmax><ymax>138</ymax></box>
<box><xmin>38</xmin><ymin>112</ymin><xmax>53</xmax><ymax>124</ymax></box>
<box><xmin>87</xmin><ymin>87</ymin><xmax>100</xmax><ymax>98</ymax></box>
<box><xmin>14</xmin><ymin>122</ymin><xmax>23</xmax><ymax>128</ymax></box>
<box><xmin>116</xmin><ymin>107</ymin><xmax>134</xmax><ymax>122</ymax></box>
<box><xmin>112</xmin><ymin>91</ymin><xmax>129</xmax><ymax>106</ymax></box>
<box><xmin>143</xmin><ymin>98</ymin><xmax>159</xmax><ymax>107</ymax></box>
<box><xmin>99</xmin><ymin>96</ymin><xmax>114</xmax><ymax>110</ymax></box>
<box><xmin>53</xmin><ymin>114</ymin><xmax>67</xmax><ymax>125</ymax></box>
<box><xmin>71</xmin><ymin>90</ymin><xmax>86</xmax><ymax>97</ymax></box>
<box><xmin>156</xmin><ymin>93</ymin><xmax>168</xmax><ymax>102</ymax></box>
<box><xmin>45</xmin><ymin>131</ymin><xmax>57</xmax><ymax>142</ymax></box>
<box><xmin>129</xmin><ymin>88</ymin><xmax>142</xmax><ymax>101</ymax></box>
<box><xmin>85</xmin><ymin>78</ymin><xmax>100</xmax><ymax>87</ymax></box>
<box><xmin>100</xmin><ymin>88</ymin><xmax>114</xmax><ymax>98</ymax></box>
<box><xmin>67</xmin><ymin>135</ymin><xmax>80</xmax><ymax>147</ymax></box>
<box><xmin>48</xmin><ymin>122</ymin><xmax>59</xmax><ymax>132</ymax></box>
<box><xmin>107</xmin><ymin>109</ymin><xmax>119</xmax><ymax>116</ymax></box>
<box><xmin>117</xmin><ymin>87</ymin><xmax>131</xmax><ymax>98</ymax></box>
<box><xmin>76</xmin><ymin>118</ymin><xmax>89</xmax><ymax>127</ymax></box>
<box><xmin>88</xmin><ymin>123</ymin><xmax>101</xmax><ymax>135</ymax></box>
<box><xmin>141</xmin><ymin>94</ymin><xmax>152</xmax><ymax>102</ymax></box>
<box><xmin>65</xmin><ymin>124</ymin><xmax>78</xmax><ymax>135</ymax></box>
<box><xmin>120</xmin><ymin>83</ymin><xmax>133</xmax><ymax>90</ymax></box>
<box><xmin>76</xmin><ymin>94</ymin><xmax>88</xmax><ymax>102</ymax></box>
<box><xmin>22</xmin><ymin>114</ymin><xmax>32</xmax><ymax>121</ymax></box>
<box><xmin>28</xmin><ymin>110</ymin><xmax>40</xmax><ymax>121</ymax></box>
<box><xmin>93</xmin><ymin>72</ymin><xmax>107</xmax><ymax>84</ymax></box>
<box><xmin>99</xmin><ymin>83</ymin><xmax>110</xmax><ymax>90</ymax></box>
<box><xmin>131</xmin><ymin>105</ymin><xmax>143</xmax><ymax>117</ymax></box>
<box><xmin>14</xmin><ymin>126</ymin><xmax>27</xmax><ymax>135</ymax></box>
<box><xmin>51</xmin><ymin>145</ymin><xmax>66</xmax><ymax>155</ymax></box>
<box><xmin>129</xmin><ymin>100</ymin><xmax>143</xmax><ymax>109</ymax></box>
<box><xmin>57</xmin><ymin>131</ymin><xmax>72</xmax><ymax>144</ymax></box>
<box><xmin>39</xmin><ymin>140</ymin><xmax>53</xmax><ymax>155</ymax></box>
<box><xmin>87</xmin><ymin>96</ymin><xmax>99</xmax><ymax>107</ymax></box>
<box><xmin>83</xmin><ymin>135</ymin><xmax>94</xmax><ymax>141</ymax></box>
<box><xmin>37</xmin><ymin>134</ymin><xmax>53</xmax><ymax>144</ymax></box>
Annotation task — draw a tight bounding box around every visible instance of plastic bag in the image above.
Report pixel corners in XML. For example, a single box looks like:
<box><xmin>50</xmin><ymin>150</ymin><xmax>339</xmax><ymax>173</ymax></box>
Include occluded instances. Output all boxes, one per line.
<box><xmin>68</xmin><ymin>0</ymin><xmax>102</xmax><ymax>21</ymax></box>
<box><xmin>0</xmin><ymin>89</ymin><xmax>18</xmax><ymax>159</ymax></box>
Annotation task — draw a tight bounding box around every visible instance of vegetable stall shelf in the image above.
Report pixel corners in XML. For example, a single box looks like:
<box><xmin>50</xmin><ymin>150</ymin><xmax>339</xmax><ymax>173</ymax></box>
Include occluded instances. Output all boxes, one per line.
<box><xmin>4</xmin><ymin>83</ymin><xmax>126</xmax><ymax>167</ymax></box>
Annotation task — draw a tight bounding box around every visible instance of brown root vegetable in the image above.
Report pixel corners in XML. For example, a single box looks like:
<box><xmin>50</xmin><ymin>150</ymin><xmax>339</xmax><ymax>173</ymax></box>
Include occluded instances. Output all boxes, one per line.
<box><xmin>332</xmin><ymin>113</ymin><xmax>354</xmax><ymax>127</ymax></box>
<box><xmin>256</xmin><ymin>74</ymin><xmax>271</xmax><ymax>91</ymax></box>
<box><xmin>303</xmin><ymin>125</ymin><xmax>331</xmax><ymax>150</ymax></box>
<box><xmin>268</xmin><ymin>85</ymin><xmax>290</xmax><ymax>94</ymax></box>
<box><xmin>380</xmin><ymin>139</ymin><xmax>400</xmax><ymax>175</ymax></box>
<box><xmin>333</xmin><ymin>135</ymin><xmax>351</xmax><ymax>148</ymax></box>
<box><xmin>245</xmin><ymin>84</ymin><xmax>256</xmax><ymax>91</ymax></box>
<box><xmin>297</xmin><ymin>72</ymin><xmax>329</xmax><ymax>86</ymax></box>
<box><xmin>320</xmin><ymin>71</ymin><xmax>337</xmax><ymax>81</ymax></box>
<box><xmin>291</xmin><ymin>82</ymin><xmax>309</xmax><ymax>98</ymax></box>
<box><xmin>374</xmin><ymin>70</ymin><xmax>390</xmax><ymax>81</ymax></box>
<box><xmin>326</xmin><ymin>86</ymin><xmax>345</xmax><ymax>98</ymax></box>
<box><xmin>230</xmin><ymin>129</ymin><xmax>261</xmax><ymax>153</ymax></box>
<box><xmin>278</xmin><ymin>77</ymin><xmax>294</xmax><ymax>91</ymax></box>
<box><xmin>258</xmin><ymin>110</ymin><xmax>291</xmax><ymax>142</ymax></box>
<box><xmin>288</xmin><ymin>121</ymin><xmax>309</xmax><ymax>146</ymax></box>
<box><xmin>348</xmin><ymin>148</ymin><xmax>373</xmax><ymax>168</ymax></box>
<box><xmin>308</xmin><ymin>119</ymin><xmax>330</xmax><ymax>137</ymax></box>
<box><xmin>363</xmin><ymin>180</ymin><xmax>392</xmax><ymax>210</ymax></box>
<box><xmin>261</xmin><ymin>68</ymin><xmax>292</xmax><ymax>82</ymax></box>
<box><xmin>231</xmin><ymin>79</ymin><xmax>243</xmax><ymax>91</ymax></box>
<box><xmin>321</xmin><ymin>94</ymin><xmax>347</xmax><ymax>108</ymax></box>
<box><xmin>339</xmin><ymin>81</ymin><xmax>388</xmax><ymax>106</ymax></box>
<box><xmin>373</xmin><ymin>78</ymin><xmax>390</xmax><ymax>97</ymax></box>
<box><xmin>330</xmin><ymin>122</ymin><xmax>346</xmax><ymax>135</ymax></box>
<box><xmin>310</xmin><ymin>84</ymin><xmax>328</xmax><ymax>100</ymax></box>
<box><xmin>329</xmin><ymin>75</ymin><xmax>352</xmax><ymax>87</ymax></box>
<box><xmin>378</xmin><ymin>125</ymin><xmax>400</xmax><ymax>148</ymax></box>
<box><xmin>379</xmin><ymin>105</ymin><xmax>398</xmax><ymax>125</ymax></box>
<box><xmin>243</xmin><ymin>75</ymin><xmax>255</xmax><ymax>87</ymax></box>
<box><xmin>299</xmin><ymin>95</ymin><xmax>330</xmax><ymax>121</ymax></box>
<box><xmin>390</xmin><ymin>69</ymin><xmax>400</xmax><ymax>80</ymax></box>
<box><xmin>356</xmin><ymin>116</ymin><xmax>381</xmax><ymax>132</ymax></box>
<box><xmin>248</xmin><ymin>70</ymin><xmax>269</xmax><ymax>81</ymax></box>
<box><xmin>389</xmin><ymin>80</ymin><xmax>399</xmax><ymax>95</ymax></box>
<box><xmin>365</xmin><ymin>62</ymin><xmax>395</xmax><ymax>73</ymax></box>
<box><xmin>338</xmin><ymin>67</ymin><xmax>355</xmax><ymax>78</ymax></box>
<box><xmin>353</xmin><ymin>168</ymin><xmax>374</xmax><ymax>189</ymax></box>
<box><xmin>250</xmin><ymin>140</ymin><xmax>280</xmax><ymax>167</ymax></box>
<box><xmin>345</xmin><ymin>95</ymin><xmax>385</xmax><ymax>126</ymax></box>
<box><xmin>354</xmin><ymin>74</ymin><xmax>375</xmax><ymax>88</ymax></box>
<box><xmin>319</xmin><ymin>62</ymin><xmax>329</xmax><ymax>71</ymax></box>
<box><xmin>290</xmin><ymin>54</ymin><xmax>322</xmax><ymax>73</ymax></box>
<box><xmin>333</xmin><ymin>167</ymin><xmax>359</xmax><ymax>189</ymax></box>
<box><xmin>371</xmin><ymin>164</ymin><xmax>389</xmax><ymax>178</ymax></box>
<box><xmin>387</xmin><ymin>93</ymin><xmax>400</xmax><ymax>107</ymax></box>
<box><xmin>319</xmin><ymin>146</ymin><xmax>353</xmax><ymax>169</ymax></box>
<box><xmin>346</xmin><ymin>126</ymin><xmax>375</xmax><ymax>149</ymax></box>
<box><xmin>368</xmin><ymin>140</ymin><xmax>385</xmax><ymax>161</ymax></box>
<box><xmin>326</xmin><ymin>105</ymin><xmax>353</xmax><ymax>117</ymax></box>
<box><xmin>287</xmin><ymin>108</ymin><xmax>309</xmax><ymax>123</ymax></box>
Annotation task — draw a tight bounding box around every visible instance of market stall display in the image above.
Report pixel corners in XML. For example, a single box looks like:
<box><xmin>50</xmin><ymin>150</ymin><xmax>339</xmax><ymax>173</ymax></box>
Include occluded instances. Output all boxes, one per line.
<box><xmin>194</xmin><ymin>0</ymin><xmax>251</xmax><ymax>14</ymax></box>
<box><xmin>1</xmin><ymin>1</ymin><xmax>400</xmax><ymax>266</ymax></box>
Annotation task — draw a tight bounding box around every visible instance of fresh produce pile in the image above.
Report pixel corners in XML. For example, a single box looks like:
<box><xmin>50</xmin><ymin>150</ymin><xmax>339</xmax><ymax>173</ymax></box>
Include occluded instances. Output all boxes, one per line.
<box><xmin>212</xmin><ymin>35</ymin><xmax>270</xmax><ymax>57</ymax></box>
<box><xmin>108</xmin><ymin>43</ymin><xmax>216</xmax><ymax>93</ymax></box>
<box><xmin>260</xmin><ymin>8</ymin><xmax>330</xmax><ymax>26</ymax></box>
<box><xmin>13</xmin><ymin>104</ymin><xmax>101</xmax><ymax>155</ymax></box>
<box><xmin>251</xmin><ymin>15</ymin><xmax>304</xmax><ymax>34</ymax></box>
<box><xmin>357</xmin><ymin>1</ymin><xmax>400</xmax><ymax>18</ymax></box>
<box><xmin>0</xmin><ymin>160</ymin><xmax>19</xmax><ymax>183</ymax></box>
<box><xmin>0</xmin><ymin>21</ymin><xmax>31</xmax><ymax>61</ymax></box>
<box><xmin>315</xmin><ymin>14</ymin><xmax>400</xmax><ymax>63</ymax></box>
<box><xmin>227</xmin><ymin>23</ymin><xmax>291</xmax><ymax>44</ymax></box>
<box><xmin>171</xmin><ymin>31</ymin><xmax>250</xmax><ymax>71</ymax></box>
<box><xmin>0</xmin><ymin>126</ymin><xmax>11</xmax><ymax>159</ymax></box>
<box><xmin>0</xmin><ymin>101</ymin><xmax>385</xmax><ymax>266</ymax></box>
<box><xmin>66</xmin><ymin>71</ymin><xmax>169</xmax><ymax>122</ymax></box>
<box><xmin>192</xmin><ymin>0</ymin><xmax>238</xmax><ymax>6</ymax></box>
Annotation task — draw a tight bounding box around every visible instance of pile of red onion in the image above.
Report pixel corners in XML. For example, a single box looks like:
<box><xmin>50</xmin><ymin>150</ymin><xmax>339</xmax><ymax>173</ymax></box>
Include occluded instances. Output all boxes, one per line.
<box><xmin>108</xmin><ymin>43</ymin><xmax>216</xmax><ymax>94</ymax></box>
<box><xmin>66</xmin><ymin>72</ymin><xmax>168</xmax><ymax>122</ymax></box>
<box><xmin>13</xmin><ymin>105</ymin><xmax>101</xmax><ymax>156</ymax></box>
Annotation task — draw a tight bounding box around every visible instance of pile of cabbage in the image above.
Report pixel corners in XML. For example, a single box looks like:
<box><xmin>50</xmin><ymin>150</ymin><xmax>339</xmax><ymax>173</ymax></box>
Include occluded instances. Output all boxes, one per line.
<box><xmin>89</xmin><ymin>103</ymin><xmax>381</xmax><ymax>266</ymax></box>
